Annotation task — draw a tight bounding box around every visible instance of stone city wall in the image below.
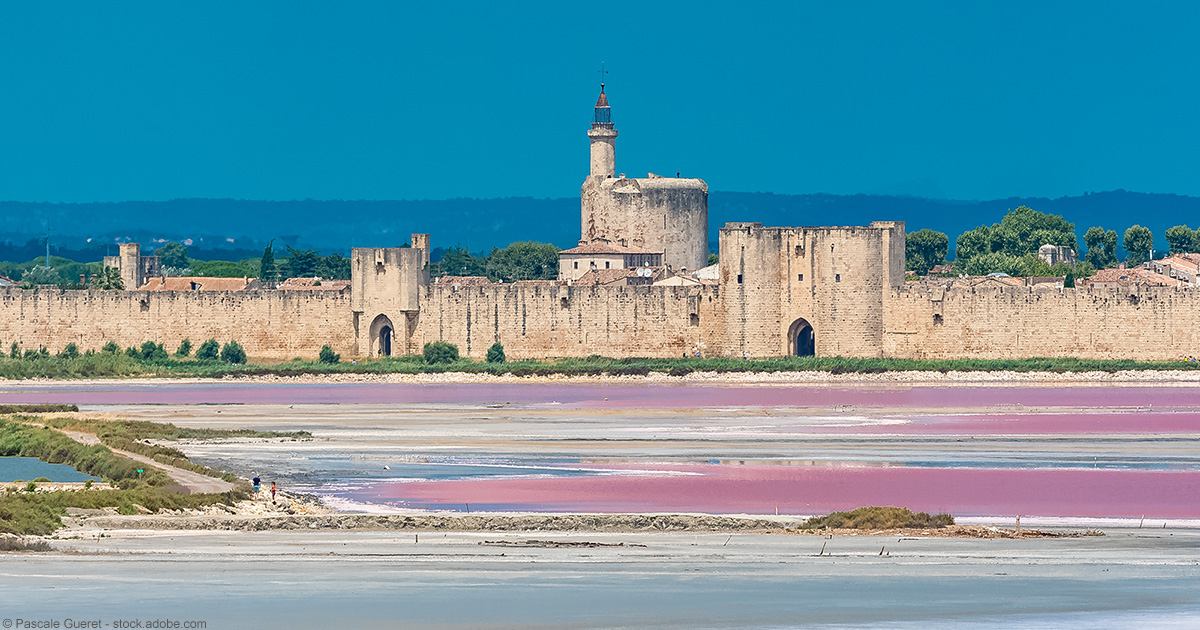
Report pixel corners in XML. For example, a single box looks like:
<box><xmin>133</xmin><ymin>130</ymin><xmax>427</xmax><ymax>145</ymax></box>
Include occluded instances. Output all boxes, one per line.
<box><xmin>0</xmin><ymin>287</ymin><xmax>355</xmax><ymax>359</ymax></box>
<box><xmin>415</xmin><ymin>283</ymin><xmax>723</xmax><ymax>359</ymax></box>
<box><xmin>884</xmin><ymin>283</ymin><xmax>1200</xmax><ymax>360</ymax></box>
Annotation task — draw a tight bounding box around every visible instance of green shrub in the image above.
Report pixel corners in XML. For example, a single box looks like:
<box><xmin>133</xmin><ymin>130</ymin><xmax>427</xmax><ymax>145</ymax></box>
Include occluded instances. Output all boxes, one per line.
<box><xmin>140</xmin><ymin>341</ymin><xmax>168</xmax><ymax>362</ymax></box>
<box><xmin>423</xmin><ymin>341</ymin><xmax>459</xmax><ymax>364</ymax></box>
<box><xmin>486</xmin><ymin>342</ymin><xmax>506</xmax><ymax>363</ymax></box>
<box><xmin>195</xmin><ymin>339</ymin><xmax>220</xmax><ymax>361</ymax></box>
<box><xmin>800</xmin><ymin>506</ymin><xmax>954</xmax><ymax>530</ymax></box>
<box><xmin>176</xmin><ymin>339</ymin><xmax>192</xmax><ymax>357</ymax></box>
<box><xmin>25</xmin><ymin>481</ymin><xmax>36</xmax><ymax>492</ymax></box>
<box><xmin>125</xmin><ymin>347</ymin><xmax>140</xmax><ymax>359</ymax></box>
<box><xmin>9</xmin><ymin>342</ymin><xmax>18</xmax><ymax>359</ymax></box>
<box><xmin>32</xmin><ymin>477</ymin><xmax>51</xmax><ymax>483</ymax></box>
<box><xmin>101</xmin><ymin>341</ymin><xmax>120</xmax><ymax>355</ymax></box>
<box><xmin>57</xmin><ymin>343</ymin><xmax>79</xmax><ymax>359</ymax></box>
<box><xmin>318</xmin><ymin>345</ymin><xmax>340</xmax><ymax>364</ymax></box>
<box><xmin>220</xmin><ymin>341</ymin><xmax>247</xmax><ymax>364</ymax></box>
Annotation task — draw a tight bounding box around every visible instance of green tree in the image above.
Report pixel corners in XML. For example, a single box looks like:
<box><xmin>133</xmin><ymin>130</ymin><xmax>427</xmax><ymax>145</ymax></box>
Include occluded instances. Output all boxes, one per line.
<box><xmin>317</xmin><ymin>253</ymin><xmax>351</xmax><ymax>280</ymax></box>
<box><xmin>486</xmin><ymin>342</ymin><xmax>506</xmax><ymax>364</ymax></box>
<box><xmin>954</xmin><ymin>226</ymin><xmax>993</xmax><ymax>262</ymax></box>
<box><xmin>282</xmin><ymin>246</ymin><xmax>321</xmax><ymax>279</ymax></box>
<box><xmin>20</xmin><ymin>265</ymin><xmax>57</xmax><ymax>287</ymax></box>
<box><xmin>260</xmin><ymin>241</ymin><xmax>277</xmax><ymax>283</ymax></box>
<box><xmin>423</xmin><ymin>341</ymin><xmax>459</xmax><ymax>364</ymax></box>
<box><xmin>1164</xmin><ymin>225</ymin><xmax>1200</xmax><ymax>255</ymax></box>
<box><xmin>707</xmin><ymin>253</ymin><xmax>719</xmax><ymax>266</ymax></box>
<box><xmin>318</xmin><ymin>345</ymin><xmax>340</xmax><ymax>364</ymax></box>
<box><xmin>1083</xmin><ymin>227</ymin><xmax>1119</xmax><ymax>268</ymax></box>
<box><xmin>905</xmin><ymin>229</ymin><xmax>949</xmax><ymax>273</ymax></box>
<box><xmin>9</xmin><ymin>342</ymin><xmax>18</xmax><ymax>359</ymax></box>
<box><xmin>1123</xmin><ymin>225</ymin><xmax>1154</xmax><ymax>265</ymax></box>
<box><xmin>484</xmin><ymin>241</ymin><xmax>560</xmax><ymax>282</ymax></box>
<box><xmin>191</xmin><ymin>260</ymin><xmax>255</xmax><ymax>278</ymax></box>
<box><xmin>154</xmin><ymin>242</ymin><xmax>189</xmax><ymax>269</ymax></box>
<box><xmin>57</xmin><ymin>343</ymin><xmax>79</xmax><ymax>359</ymax></box>
<box><xmin>176</xmin><ymin>339</ymin><xmax>192</xmax><ymax>357</ymax></box>
<box><xmin>91</xmin><ymin>266</ymin><xmax>125</xmax><ymax>290</ymax></box>
<box><xmin>962</xmin><ymin>252</ymin><xmax>1023</xmax><ymax>277</ymax></box>
<box><xmin>220</xmin><ymin>341</ymin><xmax>247</xmax><ymax>364</ymax></box>
<box><xmin>195</xmin><ymin>338</ymin><xmax>220</xmax><ymax>361</ymax></box>
<box><xmin>955</xmin><ymin>206</ymin><xmax>1076</xmax><ymax>263</ymax></box>
<box><xmin>432</xmin><ymin>245</ymin><xmax>486</xmax><ymax>277</ymax></box>
<box><xmin>101</xmin><ymin>341</ymin><xmax>120</xmax><ymax>355</ymax></box>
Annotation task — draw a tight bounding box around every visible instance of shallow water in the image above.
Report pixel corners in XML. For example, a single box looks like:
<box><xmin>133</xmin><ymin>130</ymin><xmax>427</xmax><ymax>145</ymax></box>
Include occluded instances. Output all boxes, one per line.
<box><xmin>0</xmin><ymin>456</ymin><xmax>99</xmax><ymax>482</ymax></box>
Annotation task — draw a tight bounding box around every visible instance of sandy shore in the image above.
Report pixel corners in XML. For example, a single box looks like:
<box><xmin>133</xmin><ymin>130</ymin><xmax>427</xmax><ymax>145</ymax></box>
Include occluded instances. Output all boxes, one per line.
<box><xmin>5</xmin><ymin>368</ymin><xmax>1200</xmax><ymax>387</ymax></box>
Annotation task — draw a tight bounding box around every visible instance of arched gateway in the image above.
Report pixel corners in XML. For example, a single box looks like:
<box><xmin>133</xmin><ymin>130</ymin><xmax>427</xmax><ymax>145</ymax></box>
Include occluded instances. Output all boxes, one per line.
<box><xmin>788</xmin><ymin>318</ymin><xmax>815</xmax><ymax>357</ymax></box>
<box><xmin>369</xmin><ymin>314</ymin><xmax>395</xmax><ymax>357</ymax></box>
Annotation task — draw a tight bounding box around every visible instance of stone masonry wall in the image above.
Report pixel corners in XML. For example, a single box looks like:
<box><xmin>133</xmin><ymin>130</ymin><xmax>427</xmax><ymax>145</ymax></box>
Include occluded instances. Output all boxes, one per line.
<box><xmin>885</xmin><ymin>283</ymin><xmax>1200</xmax><ymax>360</ymax></box>
<box><xmin>415</xmin><ymin>283</ymin><xmax>722</xmax><ymax>359</ymax></box>
<box><xmin>716</xmin><ymin>222</ymin><xmax>905</xmax><ymax>358</ymax></box>
<box><xmin>0</xmin><ymin>287</ymin><xmax>355</xmax><ymax>360</ymax></box>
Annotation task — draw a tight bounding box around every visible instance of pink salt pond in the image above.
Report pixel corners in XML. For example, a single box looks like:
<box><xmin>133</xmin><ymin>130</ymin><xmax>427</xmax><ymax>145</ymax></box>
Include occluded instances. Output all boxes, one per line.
<box><xmin>359</xmin><ymin>463</ymin><xmax>1200</xmax><ymax>518</ymax></box>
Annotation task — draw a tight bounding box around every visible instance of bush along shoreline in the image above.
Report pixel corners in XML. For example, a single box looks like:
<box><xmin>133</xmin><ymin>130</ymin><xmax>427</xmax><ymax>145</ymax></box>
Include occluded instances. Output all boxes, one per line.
<box><xmin>3</xmin><ymin>338</ymin><xmax>1200</xmax><ymax>379</ymax></box>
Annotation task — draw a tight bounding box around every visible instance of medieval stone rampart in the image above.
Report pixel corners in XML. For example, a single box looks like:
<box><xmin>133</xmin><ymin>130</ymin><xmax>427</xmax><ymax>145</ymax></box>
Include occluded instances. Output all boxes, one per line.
<box><xmin>415</xmin><ymin>283</ymin><xmax>722</xmax><ymax>359</ymax></box>
<box><xmin>884</xmin><ymin>283</ymin><xmax>1200</xmax><ymax>360</ymax></box>
<box><xmin>0</xmin><ymin>287</ymin><xmax>354</xmax><ymax>359</ymax></box>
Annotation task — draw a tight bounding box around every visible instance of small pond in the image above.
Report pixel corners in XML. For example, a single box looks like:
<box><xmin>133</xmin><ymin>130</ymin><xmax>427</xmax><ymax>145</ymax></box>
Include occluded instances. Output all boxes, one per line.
<box><xmin>0</xmin><ymin>456</ymin><xmax>100</xmax><ymax>482</ymax></box>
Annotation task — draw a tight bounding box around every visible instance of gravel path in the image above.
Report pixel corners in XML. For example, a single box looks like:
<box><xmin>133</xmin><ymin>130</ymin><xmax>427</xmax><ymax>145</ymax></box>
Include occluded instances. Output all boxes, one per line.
<box><xmin>59</xmin><ymin>429</ymin><xmax>235</xmax><ymax>494</ymax></box>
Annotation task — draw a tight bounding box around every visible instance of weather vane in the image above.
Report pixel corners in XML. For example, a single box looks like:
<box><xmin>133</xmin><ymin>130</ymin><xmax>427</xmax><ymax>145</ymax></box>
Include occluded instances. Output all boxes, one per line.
<box><xmin>598</xmin><ymin>62</ymin><xmax>608</xmax><ymax>86</ymax></box>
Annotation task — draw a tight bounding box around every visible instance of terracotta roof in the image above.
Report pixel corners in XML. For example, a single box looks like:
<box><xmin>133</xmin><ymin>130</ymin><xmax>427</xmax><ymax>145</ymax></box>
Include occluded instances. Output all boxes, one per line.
<box><xmin>559</xmin><ymin>241</ymin><xmax>661</xmax><ymax>256</ymax></box>
<box><xmin>574</xmin><ymin>268</ymin><xmax>641</xmax><ymax>286</ymax></box>
<box><xmin>138</xmin><ymin>276</ymin><xmax>259</xmax><ymax>291</ymax></box>
<box><xmin>432</xmin><ymin>275</ymin><xmax>493</xmax><ymax>286</ymax></box>
<box><xmin>1081</xmin><ymin>268</ymin><xmax>1179</xmax><ymax>287</ymax></box>
<box><xmin>595</xmin><ymin>84</ymin><xmax>609</xmax><ymax>108</ymax></box>
<box><xmin>278</xmin><ymin>277</ymin><xmax>351</xmax><ymax>290</ymax></box>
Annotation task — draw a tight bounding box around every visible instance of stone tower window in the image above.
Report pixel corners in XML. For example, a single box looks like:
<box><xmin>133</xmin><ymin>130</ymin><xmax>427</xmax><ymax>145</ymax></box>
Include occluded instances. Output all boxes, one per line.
<box><xmin>737</xmin><ymin>274</ymin><xmax>743</xmax><ymax>284</ymax></box>
<box><xmin>798</xmin><ymin>274</ymin><xmax>803</xmax><ymax>281</ymax></box>
<box><xmin>605</xmin><ymin>261</ymin><xmax>610</xmax><ymax>269</ymax></box>
<box><xmin>933</xmin><ymin>314</ymin><xmax>944</xmax><ymax>325</ymax></box>
<box><xmin>795</xmin><ymin>245</ymin><xmax>804</xmax><ymax>257</ymax></box>
<box><xmin>835</xmin><ymin>274</ymin><xmax>841</xmax><ymax>282</ymax></box>
<box><xmin>574</xmin><ymin>262</ymin><xmax>578</xmax><ymax>269</ymax></box>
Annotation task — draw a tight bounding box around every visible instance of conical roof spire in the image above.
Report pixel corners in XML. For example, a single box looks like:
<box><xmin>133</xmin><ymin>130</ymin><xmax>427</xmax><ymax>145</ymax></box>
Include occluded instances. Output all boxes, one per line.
<box><xmin>592</xmin><ymin>83</ymin><xmax>613</xmax><ymax>129</ymax></box>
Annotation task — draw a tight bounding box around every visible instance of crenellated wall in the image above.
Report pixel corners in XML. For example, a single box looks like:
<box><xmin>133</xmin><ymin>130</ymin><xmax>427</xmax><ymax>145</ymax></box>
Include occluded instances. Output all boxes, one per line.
<box><xmin>0</xmin><ymin>287</ymin><xmax>355</xmax><ymax>359</ymax></box>
<box><xmin>415</xmin><ymin>283</ymin><xmax>723</xmax><ymax>359</ymax></box>
<box><xmin>884</xmin><ymin>283</ymin><xmax>1200</xmax><ymax>360</ymax></box>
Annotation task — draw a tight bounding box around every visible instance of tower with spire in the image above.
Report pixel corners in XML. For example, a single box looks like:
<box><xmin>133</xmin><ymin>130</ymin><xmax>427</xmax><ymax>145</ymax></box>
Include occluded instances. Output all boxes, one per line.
<box><xmin>574</xmin><ymin>78</ymin><xmax>710</xmax><ymax>276</ymax></box>
<box><xmin>587</xmin><ymin>83</ymin><xmax>618</xmax><ymax>178</ymax></box>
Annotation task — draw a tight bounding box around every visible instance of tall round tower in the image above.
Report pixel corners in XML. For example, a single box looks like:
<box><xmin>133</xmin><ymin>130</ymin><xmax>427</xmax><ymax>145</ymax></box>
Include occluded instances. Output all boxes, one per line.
<box><xmin>587</xmin><ymin>84</ymin><xmax>617</xmax><ymax>178</ymax></box>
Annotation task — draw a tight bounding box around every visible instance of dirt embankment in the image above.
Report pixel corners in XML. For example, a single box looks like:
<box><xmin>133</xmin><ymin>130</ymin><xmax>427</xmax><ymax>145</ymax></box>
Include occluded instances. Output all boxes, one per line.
<box><xmin>781</xmin><ymin>525</ymin><xmax>1104</xmax><ymax>539</ymax></box>
<box><xmin>78</xmin><ymin>512</ymin><xmax>791</xmax><ymax>533</ymax></box>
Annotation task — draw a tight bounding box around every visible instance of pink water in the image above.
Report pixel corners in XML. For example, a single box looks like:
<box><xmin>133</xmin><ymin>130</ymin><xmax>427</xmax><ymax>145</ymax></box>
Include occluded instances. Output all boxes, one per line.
<box><xmin>7</xmin><ymin>382</ymin><xmax>1199</xmax><ymax>517</ymax></box>
<box><xmin>2</xmin><ymin>382</ymin><xmax>1198</xmax><ymax>409</ymax></box>
<box><xmin>363</xmin><ymin>464</ymin><xmax>1200</xmax><ymax>517</ymax></box>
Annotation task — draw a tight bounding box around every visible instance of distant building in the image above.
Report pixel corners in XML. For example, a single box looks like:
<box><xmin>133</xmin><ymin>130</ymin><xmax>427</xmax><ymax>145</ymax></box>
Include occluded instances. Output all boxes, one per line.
<box><xmin>1037</xmin><ymin>244</ymin><xmax>1076</xmax><ymax>266</ymax></box>
<box><xmin>1078</xmin><ymin>267</ymin><xmax>1181</xmax><ymax>289</ymax></box>
<box><xmin>103</xmin><ymin>243</ymin><xmax>160</xmax><ymax>289</ymax></box>
<box><xmin>558</xmin><ymin>241</ymin><xmax>663</xmax><ymax>282</ymax></box>
<box><xmin>1144</xmin><ymin>254</ymin><xmax>1200</xmax><ymax>286</ymax></box>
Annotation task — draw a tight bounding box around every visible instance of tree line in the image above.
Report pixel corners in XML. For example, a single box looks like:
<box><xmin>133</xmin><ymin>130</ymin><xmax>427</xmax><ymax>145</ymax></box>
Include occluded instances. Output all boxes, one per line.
<box><xmin>906</xmin><ymin>205</ymin><xmax>1185</xmax><ymax>280</ymax></box>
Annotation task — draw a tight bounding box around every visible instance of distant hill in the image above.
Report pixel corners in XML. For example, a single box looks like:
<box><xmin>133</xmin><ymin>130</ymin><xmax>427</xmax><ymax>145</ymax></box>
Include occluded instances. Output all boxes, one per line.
<box><xmin>1</xmin><ymin>190</ymin><xmax>1195</xmax><ymax>262</ymax></box>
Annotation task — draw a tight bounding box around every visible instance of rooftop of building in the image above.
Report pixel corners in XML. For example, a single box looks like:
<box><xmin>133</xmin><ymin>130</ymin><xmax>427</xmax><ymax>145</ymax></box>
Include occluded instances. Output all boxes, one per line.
<box><xmin>1081</xmin><ymin>267</ymin><xmax>1180</xmax><ymax>287</ymax></box>
<box><xmin>432</xmin><ymin>275</ymin><xmax>494</xmax><ymax>288</ymax></box>
<box><xmin>137</xmin><ymin>276</ymin><xmax>260</xmax><ymax>291</ymax></box>
<box><xmin>277</xmin><ymin>277</ymin><xmax>351</xmax><ymax>291</ymax></box>
<box><xmin>559</xmin><ymin>241</ymin><xmax>663</xmax><ymax>256</ymax></box>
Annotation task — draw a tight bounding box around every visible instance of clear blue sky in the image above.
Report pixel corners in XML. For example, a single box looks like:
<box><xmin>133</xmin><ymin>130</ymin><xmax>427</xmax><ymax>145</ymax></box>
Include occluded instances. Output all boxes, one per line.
<box><xmin>0</xmin><ymin>1</ymin><xmax>1195</xmax><ymax>203</ymax></box>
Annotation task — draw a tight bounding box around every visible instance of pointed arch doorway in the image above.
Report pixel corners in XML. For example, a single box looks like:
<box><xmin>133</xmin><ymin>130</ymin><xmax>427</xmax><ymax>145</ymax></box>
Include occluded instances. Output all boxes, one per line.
<box><xmin>788</xmin><ymin>318</ymin><xmax>815</xmax><ymax>357</ymax></box>
<box><xmin>369</xmin><ymin>314</ymin><xmax>395</xmax><ymax>357</ymax></box>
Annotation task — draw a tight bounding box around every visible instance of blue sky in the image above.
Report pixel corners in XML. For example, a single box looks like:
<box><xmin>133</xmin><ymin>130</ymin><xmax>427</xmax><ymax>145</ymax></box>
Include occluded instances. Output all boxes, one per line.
<box><xmin>0</xmin><ymin>1</ymin><xmax>1195</xmax><ymax>203</ymax></box>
